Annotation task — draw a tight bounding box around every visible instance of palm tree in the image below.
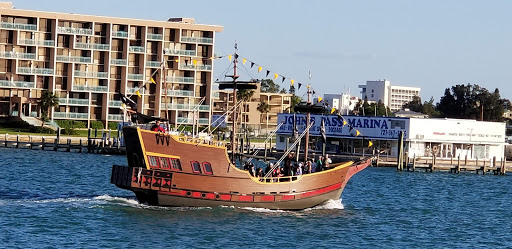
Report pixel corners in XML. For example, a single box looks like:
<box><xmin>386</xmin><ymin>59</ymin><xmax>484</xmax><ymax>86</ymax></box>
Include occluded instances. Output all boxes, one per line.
<box><xmin>257</xmin><ymin>101</ymin><xmax>271</xmax><ymax>133</ymax></box>
<box><xmin>39</xmin><ymin>90</ymin><xmax>59</xmax><ymax>122</ymax></box>
<box><xmin>236</xmin><ymin>89</ymin><xmax>255</xmax><ymax>126</ymax></box>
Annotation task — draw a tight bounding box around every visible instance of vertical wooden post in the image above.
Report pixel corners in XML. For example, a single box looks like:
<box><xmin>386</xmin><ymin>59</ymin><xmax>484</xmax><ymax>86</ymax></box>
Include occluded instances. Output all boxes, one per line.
<box><xmin>412</xmin><ymin>154</ymin><xmax>416</xmax><ymax>172</ymax></box>
<box><xmin>493</xmin><ymin>156</ymin><xmax>497</xmax><ymax>168</ymax></box>
<box><xmin>482</xmin><ymin>159</ymin><xmax>487</xmax><ymax>175</ymax></box>
<box><xmin>405</xmin><ymin>152</ymin><xmax>409</xmax><ymax>171</ymax></box>
<box><xmin>16</xmin><ymin>134</ymin><xmax>19</xmax><ymax>148</ymax></box>
<box><xmin>42</xmin><ymin>137</ymin><xmax>45</xmax><ymax>150</ymax></box>
<box><xmin>457</xmin><ymin>155</ymin><xmax>461</xmax><ymax>173</ymax></box>
<box><xmin>29</xmin><ymin>135</ymin><xmax>33</xmax><ymax>149</ymax></box>
<box><xmin>66</xmin><ymin>138</ymin><xmax>71</xmax><ymax>152</ymax></box>
<box><xmin>476</xmin><ymin>157</ymin><xmax>479</xmax><ymax>168</ymax></box>
<box><xmin>4</xmin><ymin>134</ymin><xmax>7</xmax><ymax>147</ymax></box>
<box><xmin>504</xmin><ymin>158</ymin><xmax>507</xmax><ymax>175</ymax></box>
<box><xmin>79</xmin><ymin>139</ymin><xmax>83</xmax><ymax>153</ymax></box>
<box><xmin>465</xmin><ymin>155</ymin><xmax>468</xmax><ymax>166</ymax></box>
<box><xmin>450</xmin><ymin>154</ymin><xmax>453</xmax><ymax>165</ymax></box>
<box><xmin>376</xmin><ymin>153</ymin><xmax>380</xmax><ymax>167</ymax></box>
<box><xmin>54</xmin><ymin>138</ymin><xmax>58</xmax><ymax>151</ymax></box>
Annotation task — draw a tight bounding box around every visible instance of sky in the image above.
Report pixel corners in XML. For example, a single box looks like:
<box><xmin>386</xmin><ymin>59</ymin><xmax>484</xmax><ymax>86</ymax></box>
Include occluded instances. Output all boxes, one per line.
<box><xmin>10</xmin><ymin>0</ymin><xmax>512</xmax><ymax>102</ymax></box>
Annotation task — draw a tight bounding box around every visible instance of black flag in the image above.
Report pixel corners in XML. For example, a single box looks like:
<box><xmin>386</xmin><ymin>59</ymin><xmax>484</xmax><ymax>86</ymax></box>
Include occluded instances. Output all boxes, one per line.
<box><xmin>117</xmin><ymin>91</ymin><xmax>137</xmax><ymax>109</ymax></box>
<box><xmin>281</xmin><ymin>76</ymin><xmax>286</xmax><ymax>83</ymax></box>
<box><xmin>251</xmin><ymin>62</ymin><xmax>255</xmax><ymax>68</ymax></box>
<box><xmin>266</xmin><ymin>70</ymin><xmax>270</xmax><ymax>77</ymax></box>
<box><xmin>298</xmin><ymin>83</ymin><xmax>302</xmax><ymax>89</ymax></box>
<box><xmin>320</xmin><ymin>118</ymin><xmax>326</xmax><ymax>143</ymax></box>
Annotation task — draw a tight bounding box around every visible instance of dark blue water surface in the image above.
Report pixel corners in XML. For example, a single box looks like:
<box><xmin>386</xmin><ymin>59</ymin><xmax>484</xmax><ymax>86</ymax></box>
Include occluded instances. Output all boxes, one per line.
<box><xmin>1</xmin><ymin>147</ymin><xmax>511</xmax><ymax>248</ymax></box>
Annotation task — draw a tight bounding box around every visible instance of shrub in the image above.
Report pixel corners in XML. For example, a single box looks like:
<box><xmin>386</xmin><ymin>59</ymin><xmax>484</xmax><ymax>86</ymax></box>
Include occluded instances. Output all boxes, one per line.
<box><xmin>5</xmin><ymin>120</ymin><xmax>31</xmax><ymax>128</ymax></box>
<box><xmin>90</xmin><ymin>121</ymin><xmax>104</xmax><ymax>129</ymax></box>
<box><xmin>62</xmin><ymin>128</ymin><xmax>79</xmax><ymax>135</ymax></box>
<box><xmin>108</xmin><ymin>122</ymin><xmax>119</xmax><ymax>130</ymax></box>
<box><xmin>29</xmin><ymin>126</ymin><xmax>55</xmax><ymax>134</ymax></box>
<box><xmin>55</xmin><ymin>120</ymin><xmax>86</xmax><ymax>129</ymax></box>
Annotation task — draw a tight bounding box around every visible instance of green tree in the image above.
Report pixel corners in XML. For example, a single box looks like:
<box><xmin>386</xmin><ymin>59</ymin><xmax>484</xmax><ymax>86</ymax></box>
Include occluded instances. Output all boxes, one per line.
<box><xmin>257</xmin><ymin>101</ymin><xmax>271</xmax><ymax>132</ymax></box>
<box><xmin>39</xmin><ymin>90</ymin><xmax>59</xmax><ymax>122</ymax></box>
<box><xmin>236</xmin><ymin>89</ymin><xmax>255</xmax><ymax>102</ymax></box>
<box><xmin>260</xmin><ymin>79</ymin><xmax>280</xmax><ymax>93</ymax></box>
<box><xmin>279</xmin><ymin>88</ymin><xmax>287</xmax><ymax>94</ymax></box>
<box><xmin>403</xmin><ymin>95</ymin><xmax>423</xmax><ymax>112</ymax></box>
<box><xmin>289</xmin><ymin>95</ymin><xmax>302</xmax><ymax>113</ymax></box>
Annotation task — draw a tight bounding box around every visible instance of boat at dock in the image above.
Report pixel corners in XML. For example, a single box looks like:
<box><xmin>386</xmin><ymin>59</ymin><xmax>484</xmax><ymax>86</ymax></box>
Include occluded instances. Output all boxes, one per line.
<box><xmin>110</xmin><ymin>45</ymin><xmax>373</xmax><ymax>210</ymax></box>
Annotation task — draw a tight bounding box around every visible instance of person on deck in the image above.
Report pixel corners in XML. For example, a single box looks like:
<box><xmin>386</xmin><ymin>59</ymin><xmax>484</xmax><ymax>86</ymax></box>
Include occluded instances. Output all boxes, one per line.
<box><xmin>323</xmin><ymin>154</ymin><xmax>332</xmax><ymax>170</ymax></box>
<box><xmin>283</xmin><ymin>153</ymin><xmax>294</xmax><ymax>176</ymax></box>
<box><xmin>316</xmin><ymin>156</ymin><xmax>324</xmax><ymax>172</ymax></box>
<box><xmin>151</xmin><ymin>120</ymin><xmax>165</xmax><ymax>132</ymax></box>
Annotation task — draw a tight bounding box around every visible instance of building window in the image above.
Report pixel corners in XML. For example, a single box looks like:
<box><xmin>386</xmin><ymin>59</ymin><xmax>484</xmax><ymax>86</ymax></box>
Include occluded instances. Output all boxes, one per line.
<box><xmin>371</xmin><ymin>89</ymin><xmax>374</xmax><ymax>93</ymax></box>
<box><xmin>170</xmin><ymin>158</ymin><xmax>182</xmax><ymax>171</ymax></box>
<box><xmin>159</xmin><ymin>157</ymin><xmax>169</xmax><ymax>169</ymax></box>
<box><xmin>371</xmin><ymin>94</ymin><xmax>374</xmax><ymax>98</ymax></box>
<box><xmin>202</xmin><ymin>162</ymin><xmax>213</xmax><ymax>175</ymax></box>
<box><xmin>191</xmin><ymin>161</ymin><xmax>202</xmax><ymax>173</ymax></box>
<box><xmin>148</xmin><ymin>156</ymin><xmax>159</xmax><ymax>167</ymax></box>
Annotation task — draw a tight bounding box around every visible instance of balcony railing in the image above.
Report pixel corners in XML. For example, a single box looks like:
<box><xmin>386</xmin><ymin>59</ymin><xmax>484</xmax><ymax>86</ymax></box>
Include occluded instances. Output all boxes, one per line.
<box><xmin>57</xmin><ymin>98</ymin><xmax>90</xmax><ymax>105</ymax></box>
<box><xmin>161</xmin><ymin>103</ymin><xmax>210</xmax><ymax>111</ymax></box>
<box><xmin>179</xmin><ymin>64</ymin><xmax>212</xmax><ymax>71</ymax></box>
<box><xmin>18</xmin><ymin>39</ymin><xmax>55</xmax><ymax>47</ymax></box>
<box><xmin>147</xmin><ymin>33</ymin><xmax>163</xmax><ymax>40</ymax></box>
<box><xmin>166</xmin><ymin>76</ymin><xmax>195</xmax><ymax>83</ymax></box>
<box><xmin>54</xmin><ymin>112</ymin><xmax>89</xmax><ymax>119</ymax></box>
<box><xmin>126</xmin><ymin>87</ymin><xmax>139</xmax><ymax>94</ymax></box>
<box><xmin>0</xmin><ymin>80</ymin><xmax>35</xmax><ymax>88</ymax></box>
<box><xmin>57</xmin><ymin>26</ymin><xmax>93</xmax><ymax>35</ymax></box>
<box><xmin>166</xmin><ymin>89</ymin><xmax>194</xmax><ymax>97</ymax></box>
<box><xmin>0</xmin><ymin>52</ymin><xmax>36</xmax><ymax>59</ymax></box>
<box><xmin>146</xmin><ymin>61</ymin><xmax>161</xmax><ymax>68</ymax></box>
<box><xmin>109</xmin><ymin>100</ymin><xmax>123</xmax><ymax>107</ymax></box>
<box><xmin>127</xmin><ymin>74</ymin><xmax>144</xmax><ymax>81</ymax></box>
<box><xmin>56</xmin><ymin>55</ymin><xmax>92</xmax><ymax>63</ymax></box>
<box><xmin>1</xmin><ymin>22</ymin><xmax>37</xmax><ymax>31</ymax></box>
<box><xmin>213</xmin><ymin>92</ymin><xmax>220</xmax><ymax>98</ymax></box>
<box><xmin>17</xmin><ymin>67</ymin><xmax>54</xmax><ymax>75</ymax></box>
<box><xmin>75</xmin><ymin>42</ymin><xmax>110</xmax><ymax>50</ymax></box>
<box><xmin>74</xmin><ymin>70</ymin><xmax>108</xmax><ymax>78</ymax></box>
<box><xmin>108</xmin><ymin>114</ymin><xmax>124</xmax><ymax>121</ymax></box>
<box><xmin>129</xmin><ymin>46</ymin><xmax>145</xmax><ymax>53</ymax></box>
<box><xmin>112</xmin><ymin>31</ymin><xmax>128</xmax><ymax>38</ymax></box>
<box><xmin>177</xmin><ymin>117</ymin><xmax>209</xmax><ymax>124</ymax></box>
<box><xmin>180</xmin><ymin>36</ymin><xmax>213</xmax><ymax>44</ymax></box>
<box><xmin>72</xmin><ymin>84</ymin><xmax>108</xmax><ymax>92</ymax></box>
<box><xmin>110</xmin><ymin>59</ymin><xmax>127</xmax><ymax>65</ymax></box>
<box><xmin>163</xmin><ymin>48</ymin><xmax>196</xmax><ymax>56</ymax></box>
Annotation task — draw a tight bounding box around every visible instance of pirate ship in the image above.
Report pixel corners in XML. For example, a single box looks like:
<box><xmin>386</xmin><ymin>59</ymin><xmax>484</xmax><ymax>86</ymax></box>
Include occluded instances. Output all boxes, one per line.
<box><xmin>110</xmin><ymin>46</ymin><xmax>372</xmax><ymax>210</ymax></box>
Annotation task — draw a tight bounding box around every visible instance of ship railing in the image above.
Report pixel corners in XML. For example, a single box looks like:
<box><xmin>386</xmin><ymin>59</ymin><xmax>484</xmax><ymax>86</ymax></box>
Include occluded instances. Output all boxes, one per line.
<box><xmin>176</xmin><ymin>135</ymin><xmax>226</xmax><ymax>147</ymax></box>
<box><xmin>256</xmin><ymin>175</ymin><xmax>301</xmax><ymax>183</ymax></box>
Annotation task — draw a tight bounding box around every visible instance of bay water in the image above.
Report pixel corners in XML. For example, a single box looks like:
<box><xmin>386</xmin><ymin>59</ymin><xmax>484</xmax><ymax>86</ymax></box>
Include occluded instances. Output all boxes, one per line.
<box><xmin>1</xmin><ymin>148</ymin><xmax>511</xmax><ymax>248</ymax></box>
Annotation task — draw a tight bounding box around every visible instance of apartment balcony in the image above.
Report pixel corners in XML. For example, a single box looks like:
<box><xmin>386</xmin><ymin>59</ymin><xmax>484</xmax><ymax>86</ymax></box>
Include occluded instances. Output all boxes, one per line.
<box><xmin>163</xmin><ymin>48</ymin><xmax>196</xmax><ymax>56</ymax></box>
<box><xmin>72</xmin><ymin>84</ymin><xmax>109</xmax><ymax>92</ymax></box>
<box><xmin>127</xmin><ymin>73</ymin><xmax>144</xmax><ymax>81</ymax></box>
<box><xmin>126</xmin><ymin>87</ymin><xmax>140</xmax><ymax>94</ymax></box>
<box><xmin>74</xmin><ymin>70</ymin><xmax>108</xmax><ymax>79</ymax></box>
<box><xmin>17</xmin><ymin>67</ymin><xmax>54</xmax><ymax>75</ymax></box>
<box><xmin>166</xmin><ymin>76</ymin><xmax>195</xmax><ymax>83</ymax></box>
<box><xmin>112</xmin><ymin>31</ymin><xmax>128</xmax><ymax>38</ymax></box>
<box><xmin>129</xmin><ymin>46</ymin><xmax>145</xmax><ymax>53</ymax></box>
<box><xmin>18</xmin><ymin>39</ymin><xmax>55</xmax><ymax>47</ymax></box>
<box><xmin>177</xmin><ymin>117</ymin><xmax>209</xmax><ymax>125</ymax></box>
<box><xmin>180</xmin><ymin>36</ymin><xmax>213</xmax><ymax>44</ymax></box>
<box><xmin>0</xmin><ymin>22</ymin><xmax>37</xmax><ymax>31</ymax></box>
<box><xmin>57</xmin><ymin>26</ymin><xmax>93</xmax><ymax>35</ymax></box>
<box><xmin>75</xmin><ymin>42</ymin><xmax>110</xmax><ymax>50</ymax></box>
<box><xmin>179</xmin><ymin>64</ymin><xmax>211</xmax><ymax>71</ymax></box>
<box><xmin>110</xmin><ymin>59</ymin><xmax>127</xmax><ymax>65</ymax></box>
<box><xmin>0</xmin><ymin>52</ymin><xmax>36</xmax><ymax>59</ymax></box>
<box><xmin>146</xmin><ymin>61</ymin><xmax>161</xmax><ymax>68</ymax></box>
<box><xmin>161</xmin><ymin>103</ymin><xmax>210</xmax><ymax>111</ymax></box>
<box><xmin>56</xmin><ymin>55</ymin><xmax>92</xmax><ymax>63</ymax></box>
<box><xmin>147</xmin><ymin>33</ymin><xmax>163</xmax><ymax>40</ymax></box>
<box><xmin>109</xmin><ymin>100</ymin><xmax>123</xmax><ymax>107</ymax></box>
<box><xmin>57</xmin><ymin>98</ymin><xmax>89</xmax><ymax>105</ymax></box>
<box><xmin>108</xmin><ymin>114</ymin><xmax>124</xmax><ymax>121</ymax></box>
<box><xmin>165</xmin><ymin>89</ymin><xmax>194</xmax><ymax>97</ymax></box>
<box><xmin>0</xmin><ymin>80</ymin><xmax>34</xmax><ymax>88</ymax></box>
<box><xmin>213</xmin><ymin>92</ymin><xmax>220</xmax><ymax>98</ymax></box>
<box><xmin>54</xmin><ymin>112</ymin><xmax>89</xmax><ymax>119</ymax></box>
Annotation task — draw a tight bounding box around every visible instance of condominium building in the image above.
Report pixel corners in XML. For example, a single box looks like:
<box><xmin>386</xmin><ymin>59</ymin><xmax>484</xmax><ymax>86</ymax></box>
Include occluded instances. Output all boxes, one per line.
<box><xmin>0</xmin><ymin>2</ymin><xmax>222</xmax><ymax>127</ymax></box>
<box><xmin>322</xmin><ymin>93</ymin><xmax>359</xmax><ymax>115</ymax></box>
<box><xmin>212</xmin><ymin>85</ymin><xmax>292</xmax><ymax>133</ymax></box>
<box><xmin>358</xmin><ymin>79</ymin><xmax>420</xmax><ymax>111</ymax></box>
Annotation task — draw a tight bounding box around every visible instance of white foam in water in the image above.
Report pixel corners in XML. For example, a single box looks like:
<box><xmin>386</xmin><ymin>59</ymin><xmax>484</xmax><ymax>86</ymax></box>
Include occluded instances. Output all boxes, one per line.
<box><xmin>32</xmin><ymin>197</ymin><xmax>92</xmax><ymax>204</ymax></box>
<box><xmin>240</xmin><ymin>207</ymin><xmax>287</xmax><ymax>213</ymax></box>
<box><xmin>94</xmin><ymin>195</ymin><xmax>139</xmax><ymax>206</ymax></box>
<box><xmin>309</xmin><ymin>199</ymin><xmax>344</xmax><ymax>210</ymax></box>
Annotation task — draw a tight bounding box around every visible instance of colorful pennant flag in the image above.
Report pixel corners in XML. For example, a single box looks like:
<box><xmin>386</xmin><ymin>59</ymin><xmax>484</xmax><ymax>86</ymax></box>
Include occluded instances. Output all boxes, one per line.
<box><xmin>355</xmin><ymin>130</ymin><xmax>361</xmax><ymax>136</ymax></box>
<box><xmin>174</xmin><ymin>59</ymin><xmax>179</xmax><ymax>63</ymax></box>
<box><xmin>193</xmin><ymin>60</ymin><xmax>197</xmax><ymax>66</ymax></box>
<box><xmin>150</xmin><ymin>78</ymin><xmax>156</xmax><ymax>84</ymax></box>
<box><xmin>298</xmin><ymin>83</ymin><xmax>302</xmax><ymax>89</ymax></box>
<box><xmin>135</xmin><ymin>90</ymin><xmax>142</xmax><ymax>98</ymax></box>
<box><xmin>274</xmin><ymin>73</ymin><xmax>279</xmax><ymax>80</ymax></box>
<box><xmin>242</xmin><ymin>58</ymin><xmax>247</xmax><ymax>65</ymax></box>
<box><xmin>368</xmin><ymin>141</ymin><xmax>373</xmax><ymax>147</ymax></box>
<box><xmin>281</xmin><ymin>76</ymin><xmax>285</xmax><ymax>83</ymax></box>
<box><xmin>258</xmin><ymin>66</ymin><xmax>262</xmax><ymax>73</ymax></box>
<box><xmin>228</xmin><ymin>55</ymin><xmax>232</xmax><ymax>62</ymax></box>
<box><xmin>266</xmin><ymin>70</ymin><xmax>270</xmax><ymax>77</ymax></box>
<box><xmin>318</xmin><ymin>97</ymin><xmax>322</xmax><ymax>102</ymax></box>
<box><xmin>331</xmin><ymin>108</ymin><xmax>336</xmax><ymax>114</ymax></box>
<box><xmin>251</xmin><ymin>62</ymin><xmax>255</xmax><ymax>68</ymax></box>
<box><xmin>342</xmin><ymin>118</ymin><xmax>347</xmax><ymax>126</ymax></box>
<box><xmin>290</xmin><ymin>79</ymin><xmax>295</xmax><ymax>86</ymax></box>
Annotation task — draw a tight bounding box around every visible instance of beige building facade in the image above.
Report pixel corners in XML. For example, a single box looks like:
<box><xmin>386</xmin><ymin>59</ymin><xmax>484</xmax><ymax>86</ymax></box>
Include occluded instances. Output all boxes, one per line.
<box><xmin>0</xmin><ymin>2</ymin><xmax>222</xmax><ymax>127</ymax></box>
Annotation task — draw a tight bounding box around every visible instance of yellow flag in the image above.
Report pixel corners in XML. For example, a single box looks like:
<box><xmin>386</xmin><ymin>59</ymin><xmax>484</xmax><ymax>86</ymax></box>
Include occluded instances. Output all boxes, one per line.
<box><xmin>258</xmin><ymin>66</ymin><xmax>262</xmax><ymax>73</ymax></box>
<box><xmin>150</xmin><ymin>78</ymin><xmax>156</xmax><ymax>84</ymax></box>
<box><xmin>228</xmin><ymin>55</ymin><xmax>232</xmax><ymax>62</ymax></box>
<box><xmin>368</xmin><ymin>141</ymin><xmax>373</xmax><ymax>147</ymax></box>
<box><xmin>331</xmin><ymin>107</ymin><xmax>336</xmax><ymax>114</ymax></box>
<box><xmin>290</xmin><ymin>79</ymin><xmax>295</xmax><ymax>86</ymax></box>
<box><xmin>174</xmin><ymin>59</ymin><xmax>179</xmax><ymax>63</ymax></box>
<box><xmin>274</xmin><ymin>73</ymin><xmax>278</xmax><ymax>80</ymax></box>
<box><xmin>242</xmin><ymin>58</ymin><xmax>247</xmax><ymax>65</ymax></box>
<box><xmin>121</xmin><ymin>103</ymin><xmax>126</xmax><ymax>108</ymax></box>
<box><xmin>318</xmin><ymin>97</ymin><xmax>322</xmax><ymax>102</ymax></box>
<box><xmin>355</xmin><ymin>130</ymin><xmax>361</xmax><ymax>136</ymax></box>
<box><xmin>342</xmin><ymin>118</ymin><xmax>347</xmax><ymax>126</ymax></box>
<box><xmin>307</xmin><ymin>85</ymin><xmax>310</xmax><ymax>89</ymax></box>
<box><xmin>210</xmin><ymin>57</ymin><xmax>215</xmax><ymax>60</ymax></box>
<box><xmin>193</xmin><ymin>60</ymin><xmax>197</xmax><ymax>66</ymax></box>
<box><xmin>135</xmin><ymin>90</ymin><xmax>141</xmax><ymax>97</ymax></box>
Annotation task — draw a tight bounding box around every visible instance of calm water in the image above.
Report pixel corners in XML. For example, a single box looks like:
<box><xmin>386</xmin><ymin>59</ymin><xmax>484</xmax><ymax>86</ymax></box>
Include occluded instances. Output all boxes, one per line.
<box><xmin>1</xmin><ymin>148</ymin><xmax>511</xmax><ymax>248</ymax></box>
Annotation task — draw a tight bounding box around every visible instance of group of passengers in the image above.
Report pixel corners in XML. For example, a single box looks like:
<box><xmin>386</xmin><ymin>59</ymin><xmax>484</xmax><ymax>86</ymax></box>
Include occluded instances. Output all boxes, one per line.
<box><xmin>242</xmin><ymin>153</ymin><xmax>333</xmax><ymax>180</ymax></box>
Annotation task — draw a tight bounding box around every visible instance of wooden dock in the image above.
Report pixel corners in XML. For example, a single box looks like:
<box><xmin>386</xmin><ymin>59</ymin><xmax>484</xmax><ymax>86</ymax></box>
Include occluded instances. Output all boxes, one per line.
<box><xmin>0</xmin><ymin>134</ymin><xmax>125</xmax><ymax>154</ymax></box>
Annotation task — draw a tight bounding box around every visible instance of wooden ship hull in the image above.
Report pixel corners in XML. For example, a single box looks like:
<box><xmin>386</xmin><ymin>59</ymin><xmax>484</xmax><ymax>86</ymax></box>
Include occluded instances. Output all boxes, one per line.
<box><xmin>111</xmin><ymin>126</ymin><xmax>371</xmax><ymax>210</ymax></box>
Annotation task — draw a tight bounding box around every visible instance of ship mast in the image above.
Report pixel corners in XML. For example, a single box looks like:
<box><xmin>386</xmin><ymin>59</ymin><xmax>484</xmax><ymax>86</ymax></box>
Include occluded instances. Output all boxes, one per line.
<box><xmin>303</xmin><ymin>84</ymin><xmax>312</xmax><ymax>162</ymax></box>
<box><xmin>230</xmin><ymin>44</ymin><xmax>239</xmax><ymax>163</ymax></box>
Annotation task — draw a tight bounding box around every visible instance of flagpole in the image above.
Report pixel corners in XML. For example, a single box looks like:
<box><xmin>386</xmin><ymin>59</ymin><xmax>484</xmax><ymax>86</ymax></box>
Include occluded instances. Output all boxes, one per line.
<box><xmin>303</xmin><ymin>71</ymin><xmax>312</xmax><ymax>163</ymax></box>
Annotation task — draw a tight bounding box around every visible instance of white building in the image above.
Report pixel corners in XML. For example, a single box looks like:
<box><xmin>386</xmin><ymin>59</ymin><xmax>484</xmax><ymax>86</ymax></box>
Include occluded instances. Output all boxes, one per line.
<box><xmin>323</xmin><ymin>93</ymin><xmax>359</xmax><ymax>115</ymax></box>
<box><xmin>358</xmin><ymin>80</ymin><xmax>421</xmax><ymax>111</ymax></box>
<box><xmin>275</xmin><ymin>114</ymin><xmax>505</xmax><ymax>161</ymax></box>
